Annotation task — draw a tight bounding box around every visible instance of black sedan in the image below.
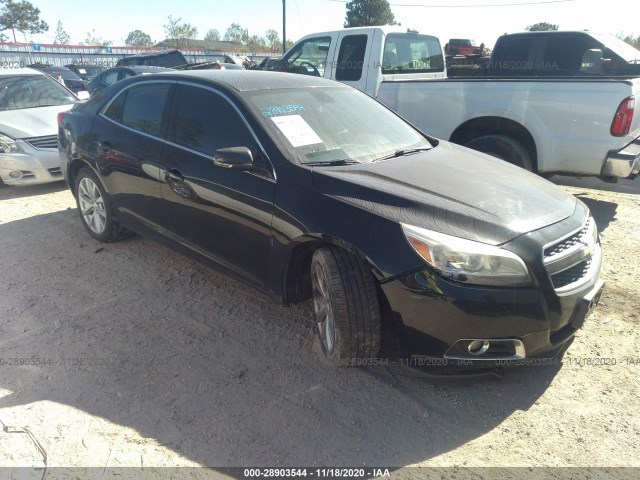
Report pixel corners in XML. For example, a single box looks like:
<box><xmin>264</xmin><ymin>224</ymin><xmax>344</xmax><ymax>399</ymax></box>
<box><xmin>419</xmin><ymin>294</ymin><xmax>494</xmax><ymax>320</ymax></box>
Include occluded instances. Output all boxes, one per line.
<box><xmin>87</xmin><ymin>66</ymin><xmax>172</xmax><ymax>95</ymax></box>
<box><xmin>27</xmin><ymin>64</ymin><xmax>88</xmax><ymax>94</ymax></box>
<box><xmin>57</xmin><ymin>71</ymin><xmax>604</xmax><ymax>367</ymax></box>
<box><xmin>65</xmin><ymin>64</ymin><xmax>105</xmax><ymax>81</ymax></box>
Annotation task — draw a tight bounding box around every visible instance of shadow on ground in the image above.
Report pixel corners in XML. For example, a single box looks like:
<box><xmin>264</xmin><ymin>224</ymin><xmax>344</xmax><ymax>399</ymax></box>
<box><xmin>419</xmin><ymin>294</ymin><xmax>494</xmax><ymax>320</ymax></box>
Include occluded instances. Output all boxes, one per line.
<box><xmin>0</xmin><ymin>209</ymin><xmax>561</xmax><ymax>469</ymax></box>
<box><xmin>0</xmin><ymin>181</ymin><xmax>67</xmax><ymax>201</ymax></box>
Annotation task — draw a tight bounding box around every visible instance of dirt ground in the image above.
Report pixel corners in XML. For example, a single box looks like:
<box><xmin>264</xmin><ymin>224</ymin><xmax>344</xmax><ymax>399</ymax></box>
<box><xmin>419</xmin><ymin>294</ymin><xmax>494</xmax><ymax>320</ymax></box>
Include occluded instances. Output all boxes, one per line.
<box><xmin>0</xmin><ymin>176</ymin><xmax>638</xmax><ymax>478</ymax></box>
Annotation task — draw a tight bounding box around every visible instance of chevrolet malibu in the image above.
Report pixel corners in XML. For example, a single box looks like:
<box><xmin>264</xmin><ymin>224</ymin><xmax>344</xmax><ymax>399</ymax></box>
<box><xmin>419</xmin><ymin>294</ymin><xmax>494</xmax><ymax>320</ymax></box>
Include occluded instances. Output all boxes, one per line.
<box><xmin>1</xmin><ymin>68</ymin><xmax>78</xmax><ymax>186</ymax></box>
<box><xmin>57</xmin><ymin>71</ymin><xmax>604</xmax><ymax>366</ymax></box>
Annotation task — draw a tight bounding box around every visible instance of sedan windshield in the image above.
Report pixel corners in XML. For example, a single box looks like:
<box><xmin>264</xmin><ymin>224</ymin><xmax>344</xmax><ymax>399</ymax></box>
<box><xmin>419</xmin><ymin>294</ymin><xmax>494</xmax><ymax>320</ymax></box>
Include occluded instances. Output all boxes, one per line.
<box><xmin>249</xmin><ymin>86</ymin><xmax>431</xmax><ymax>164</ymax></box>
<box><xmin>0</xmin><ymin>75</ymin><xmax>76</xmax><ymax>111</ymax></box>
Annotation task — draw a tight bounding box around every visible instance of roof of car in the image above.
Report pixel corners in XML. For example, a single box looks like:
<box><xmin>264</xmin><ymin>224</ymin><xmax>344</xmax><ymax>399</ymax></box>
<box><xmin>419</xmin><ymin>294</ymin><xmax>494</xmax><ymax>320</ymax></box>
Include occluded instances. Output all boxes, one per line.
<box><xmin>0</xmin><ymin>68</ymin><xmax>45</xmax><ymax>76</ymax></box>
<box><xmin>105</xmin><ymin>66</ymin><xmax>174</xmax><ymax>73</ymax></box>
<box><xmin>149</xmin><ymin>70</ymin><xmax>339</xmax><ymax>92</ymax></box>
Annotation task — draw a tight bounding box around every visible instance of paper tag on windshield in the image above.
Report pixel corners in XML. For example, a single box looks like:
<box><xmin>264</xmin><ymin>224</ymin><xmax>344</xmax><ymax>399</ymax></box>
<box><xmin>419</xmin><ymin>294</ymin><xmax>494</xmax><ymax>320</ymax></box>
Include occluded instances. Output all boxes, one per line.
<box><xmin>271</xmin><ymin>115</ymin><xmax>322</xmax><ymax>148</ymax></box>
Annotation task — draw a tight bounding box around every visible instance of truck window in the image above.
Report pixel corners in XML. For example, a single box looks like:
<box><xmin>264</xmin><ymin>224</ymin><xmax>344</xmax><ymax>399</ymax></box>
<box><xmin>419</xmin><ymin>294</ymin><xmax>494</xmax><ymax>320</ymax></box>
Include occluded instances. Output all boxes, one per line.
<box><xmin>539</xmin><ymin>35</ymin><xmax>595</xmax><ymax>75</ymax></box>
<box><xmin>489</xmin><ymin>37</ymin><xmax>534</xmax><ymax>76</ymax></box>
<box><xmin>336</xmin><ymin>35</ymin><xmax>368</xmax><ymax>81</ymax></box>
<box><xmin>382</xmin><ymin>34</ymin><xmax>444</xmax><ymax>74</ymax></box>
<box><xmin>285</xmin><ymin>36</ymin><xmax>331</xmax><ymax>77</ymax></box>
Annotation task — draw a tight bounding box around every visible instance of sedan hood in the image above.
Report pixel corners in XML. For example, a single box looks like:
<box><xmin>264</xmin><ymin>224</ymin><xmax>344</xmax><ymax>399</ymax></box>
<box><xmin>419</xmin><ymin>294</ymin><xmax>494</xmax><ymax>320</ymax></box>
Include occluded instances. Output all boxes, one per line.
<box><xmin>311</xmin><ymin>141</ymin><xmax>577</xmax><ymax>245</ymax></box>
<box><xmin>0</xmin><ymin>104</ymin><xmax>74</xmax><ymax>139</ymax></box>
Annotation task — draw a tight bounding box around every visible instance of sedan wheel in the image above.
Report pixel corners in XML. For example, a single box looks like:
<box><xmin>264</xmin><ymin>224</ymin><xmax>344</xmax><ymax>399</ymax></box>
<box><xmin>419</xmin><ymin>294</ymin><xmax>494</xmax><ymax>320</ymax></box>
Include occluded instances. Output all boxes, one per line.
<box><xmin>74</xmin><ymin>167</ymin><xmax>130</xmax><ymax>242</ymax></box>
<box><xmin>78</xmin><ymin>177</ymin><xmax>107</xmax><ymax>235</ymax></box>
<box><xmin>311</xmin><ymin>247</ymin><xmax>381</xmax><ymax>365</ymax></box>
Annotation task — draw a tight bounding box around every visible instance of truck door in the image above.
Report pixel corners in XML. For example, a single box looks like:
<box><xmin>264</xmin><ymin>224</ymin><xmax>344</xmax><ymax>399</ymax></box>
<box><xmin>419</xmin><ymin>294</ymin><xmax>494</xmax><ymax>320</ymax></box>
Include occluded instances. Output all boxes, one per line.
<box><xmin>332</xmin><ymin>32</ymin><xmax>371</xmax><ymax>93</ymax></box>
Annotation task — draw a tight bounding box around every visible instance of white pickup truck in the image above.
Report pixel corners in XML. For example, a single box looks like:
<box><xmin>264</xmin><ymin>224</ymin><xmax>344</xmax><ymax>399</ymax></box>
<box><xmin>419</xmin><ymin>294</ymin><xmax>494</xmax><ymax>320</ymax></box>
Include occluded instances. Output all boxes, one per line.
<box><xmin>266</xmin><ymin>26</ymin><xmax>640</xmax><ymax>181</ymax></box>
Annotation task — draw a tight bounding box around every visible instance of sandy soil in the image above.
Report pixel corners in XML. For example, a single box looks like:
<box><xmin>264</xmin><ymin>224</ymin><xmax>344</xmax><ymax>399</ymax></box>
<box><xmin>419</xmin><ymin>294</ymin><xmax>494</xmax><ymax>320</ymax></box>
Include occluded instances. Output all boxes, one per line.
<box><xmin>0</xmin><ymin>177</ymin><xmax>638</xmax><ymax>478</ymax></box>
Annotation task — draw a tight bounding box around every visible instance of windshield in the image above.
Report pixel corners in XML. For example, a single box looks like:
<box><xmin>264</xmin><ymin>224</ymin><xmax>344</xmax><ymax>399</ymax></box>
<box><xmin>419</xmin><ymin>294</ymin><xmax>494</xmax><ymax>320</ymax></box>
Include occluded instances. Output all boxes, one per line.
<box><xmin>593</xmin><ymin>34</ymin><xmax>640</xmax><ymax>63</ymax></box>
<box><xmin>0</xmin><ymin>75</ymin><xmax>76</xmax><ymax>111</ymax></box>
<box><xmin>249</xmin><ymin>86</ymin><xmax>431</xmax><ymax>164</ymax></box>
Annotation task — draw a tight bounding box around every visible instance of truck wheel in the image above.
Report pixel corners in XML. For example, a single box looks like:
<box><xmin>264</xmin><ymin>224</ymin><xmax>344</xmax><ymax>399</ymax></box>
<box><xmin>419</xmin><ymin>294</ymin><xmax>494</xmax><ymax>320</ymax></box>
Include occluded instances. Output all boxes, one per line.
<box><xmin>311</xmin><ymin>247</ymin><xmax>381</xmax><ymax>365</ymax></box>
<box><xmin>465</xmin><ymin>135</ymin><xmax>533</xmax><ymax>171</ymax></box>
<box><xmin>74</xmin><ymin>167</ymin><xmax>130</xmax><ymax>242</ymax></box>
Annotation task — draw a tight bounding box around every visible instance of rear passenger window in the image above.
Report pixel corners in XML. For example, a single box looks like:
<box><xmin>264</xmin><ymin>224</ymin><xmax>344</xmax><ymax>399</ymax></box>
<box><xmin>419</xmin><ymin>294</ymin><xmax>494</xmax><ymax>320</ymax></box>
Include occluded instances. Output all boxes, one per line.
<box><xmin>104</xmin><ymin>90</ymin><xmax>127</xmax><ymax>122</ymax></box>
<box><xmin>119</xmin><ymin>83</ymin><xmax>171</xmax><ymax>137</ymax></box>
<box><xmin>490</xmin><ymin>37</ymin><xmax>534</xmax><ymax>76</ymax></box>
<box><xmin>336</xmin><ymin>35</ymin><xmax>367</xmax><ymax>81</ymax></box>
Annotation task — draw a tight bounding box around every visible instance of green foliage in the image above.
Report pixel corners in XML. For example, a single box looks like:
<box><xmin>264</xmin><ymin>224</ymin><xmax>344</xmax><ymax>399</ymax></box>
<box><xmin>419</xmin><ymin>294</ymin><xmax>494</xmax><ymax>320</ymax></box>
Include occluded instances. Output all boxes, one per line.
<box><xmin>53</xmin><ymin>20</ymin><xmax>69</xmax><ymax>44</ymax></box>
<box><xmin>164</xmin><ymin>15</ymin><xmax>198</xmax><ymax>48</ymax></box>
<box><xmin>125</xmin><ymin>29</ymin><xmax>153</xmax><ymax>47</ymax></box>
<box><xmin>344</xmin><ymin>0</ymin><xmax>396</xmax><ymax>28</ymax></box>
<box><xmin>204</xmin><ymin>29</ymin><xmax>220</xmax><ymax>42</ymax></box>
<box><xmin>0</xmin><ymin>0</ymin><xmax>48</xmax><ymax>42</ymax></box>
<box><xmin>83</xmin><ymin>29</ymin><xmax>112</xmax><ymax>46</ymax></box>
<box><xmin>525</xmin><ymin>22</ymin><xmax>559</xmax><ymax>32</ymax></box>
<box><xmin>265</xmin><ymin>29</ymin><xmax>279</xmax><ymax>52</ymax></box>
<box><xmin>617</xmin><ymin>33</ymin><xmax>640</xmax><ymax>50</ymax></box>
<box><xmin>224</xmin><ymin>23</ymin><xmax>245</xmax><ymax>43</ymax></box>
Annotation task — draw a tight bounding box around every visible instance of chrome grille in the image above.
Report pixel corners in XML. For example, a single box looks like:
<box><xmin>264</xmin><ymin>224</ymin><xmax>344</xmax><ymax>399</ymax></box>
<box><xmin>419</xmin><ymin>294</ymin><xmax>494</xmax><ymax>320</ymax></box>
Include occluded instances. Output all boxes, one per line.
<box><xmin>544</xmin><ymin>217</ymin><xmax>592</xmax><ymax>260</ymax></box>
<box><xmin>23</xmin><ymin>135</ymin><xmax>58</xmax><ymax>150</ymax></box>
<box><xmin>544</xmin><ymin>217</ymin><xmax>598</xmax><ymax>292</ymax></box>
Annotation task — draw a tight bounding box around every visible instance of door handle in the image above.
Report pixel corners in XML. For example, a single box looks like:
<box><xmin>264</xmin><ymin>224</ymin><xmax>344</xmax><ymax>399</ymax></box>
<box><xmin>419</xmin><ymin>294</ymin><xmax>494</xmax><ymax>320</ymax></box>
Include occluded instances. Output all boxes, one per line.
<box><xmin>97</xmin><ymin>141</ymin><xmax>112</xmax><ymax>152</ymax></box>
<box><xmin>167</xmin><ymin>169</ymin><xmax>184</xmax><ymax>184</ymax></box>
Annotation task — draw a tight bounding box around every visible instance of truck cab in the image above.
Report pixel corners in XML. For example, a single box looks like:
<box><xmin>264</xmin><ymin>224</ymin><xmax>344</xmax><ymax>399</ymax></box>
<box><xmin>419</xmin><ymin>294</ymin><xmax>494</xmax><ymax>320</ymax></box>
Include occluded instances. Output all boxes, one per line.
<box><xmin>267</xmin><ymin>26</ymin><xmax>446</xmax><ymax>96</ymax></box>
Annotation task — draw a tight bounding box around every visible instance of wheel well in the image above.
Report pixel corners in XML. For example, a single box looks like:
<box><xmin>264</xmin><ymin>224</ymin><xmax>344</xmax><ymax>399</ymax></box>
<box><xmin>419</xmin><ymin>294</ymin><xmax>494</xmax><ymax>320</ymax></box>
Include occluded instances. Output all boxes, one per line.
<box><xmin>67</xmin><ymin>160</ymin><xmax>90</xmax><ymax>196</ymax></box>
<box><xmin>282</xmin><ymin>240</ymin><xmax>380</xmax><ymax>305</ymax></box>
<box><xmin>449</xmin><ymin>117</ymin><xmax>538</xmax><ymax>171</ymax></box>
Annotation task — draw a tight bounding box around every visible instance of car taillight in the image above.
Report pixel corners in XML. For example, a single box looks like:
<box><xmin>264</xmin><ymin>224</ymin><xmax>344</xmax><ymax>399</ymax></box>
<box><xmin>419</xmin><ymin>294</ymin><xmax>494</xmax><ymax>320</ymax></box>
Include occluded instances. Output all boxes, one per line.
<box><xmin>611</xmin><ymin>96</ymin><xmax>635</xmax><ymax>136</ymax></box>
<box><xmin>57</xmin><ymin>111</ymin><xmax>68</xmax><ymax>125</ymax></box>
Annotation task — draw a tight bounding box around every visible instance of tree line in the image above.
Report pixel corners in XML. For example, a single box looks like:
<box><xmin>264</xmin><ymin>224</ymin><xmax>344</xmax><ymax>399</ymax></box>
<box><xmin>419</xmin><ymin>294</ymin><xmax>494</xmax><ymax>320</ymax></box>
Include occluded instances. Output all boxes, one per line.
<box><xmin>2</xmin><ymin>0</ymin><xmax>640</xmax><ymax>53</ymax></box>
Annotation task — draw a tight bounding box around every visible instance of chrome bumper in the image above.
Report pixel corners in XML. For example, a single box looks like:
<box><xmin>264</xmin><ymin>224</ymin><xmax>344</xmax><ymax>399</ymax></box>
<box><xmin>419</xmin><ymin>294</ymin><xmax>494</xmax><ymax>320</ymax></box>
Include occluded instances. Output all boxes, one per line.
<box><xmin>603</xmin><ymin>137</ymin><xmax>640</xmax><ymax>178</ymax></box>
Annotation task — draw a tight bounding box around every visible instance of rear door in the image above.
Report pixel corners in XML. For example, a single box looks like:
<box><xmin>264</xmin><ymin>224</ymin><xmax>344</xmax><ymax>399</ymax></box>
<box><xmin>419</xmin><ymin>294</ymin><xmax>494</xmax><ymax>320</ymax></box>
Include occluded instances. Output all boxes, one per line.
<box><xmin>158</xmin><ymin>83</ymin><xmax>276</xmax><ymax>287</ymax></box>
<box><xmin>332</xmin><ymin>32</ymin><xmax>371</xmax><ymax>92</ymax></box>
<box><xmin>92</xmin><ymin>81</ymin><xmax>174</xmax><ymax>230</ymax></box>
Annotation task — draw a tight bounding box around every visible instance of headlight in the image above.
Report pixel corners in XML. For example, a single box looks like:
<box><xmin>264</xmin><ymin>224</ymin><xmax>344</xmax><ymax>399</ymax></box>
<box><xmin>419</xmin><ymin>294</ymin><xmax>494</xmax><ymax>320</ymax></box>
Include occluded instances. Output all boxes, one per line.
<box><xmin>0</xmin><ymin>133</ymin><xmax>21</xmax><ymax>154</ymax></box>
<box><xmin>402</xmin><ymin>224</ymin><xmax>532</xmax><ymax>287</ymax></box>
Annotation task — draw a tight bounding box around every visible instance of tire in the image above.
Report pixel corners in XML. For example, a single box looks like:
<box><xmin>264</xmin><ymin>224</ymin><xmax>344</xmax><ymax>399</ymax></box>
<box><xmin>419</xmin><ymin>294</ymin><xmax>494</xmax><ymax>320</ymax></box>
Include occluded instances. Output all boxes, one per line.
<box><xmin>74</xmin><ymin>167</ymin><xmax>130</xmax><ymax>242</ymax></box>
<box><xmin>311</xmin><ymin>247</ymin><xmax>381</xmax><ymax>365</ymax></box>
<box><xmin>464</xmin><ymin>134</ymin><xmax>533</xmax><ymax>171</ymax></box>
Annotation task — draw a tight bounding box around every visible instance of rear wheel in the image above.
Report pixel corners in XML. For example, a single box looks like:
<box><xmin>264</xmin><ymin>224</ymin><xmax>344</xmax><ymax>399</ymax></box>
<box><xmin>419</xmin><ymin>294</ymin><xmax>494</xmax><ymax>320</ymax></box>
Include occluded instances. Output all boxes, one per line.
<box><xmin>311</xmin><ymin>247</ymin><xmax>381</xmax><ymax>365</ymax></box>
<box><xmin>465</xmin><ymin>134</ymin><xmax>533</xmax><ymax>171</ymax></box>
<box><xmin>74</xmin><ymin>167</ymin><xmax>130</xmax><ymax>242</ymax></box>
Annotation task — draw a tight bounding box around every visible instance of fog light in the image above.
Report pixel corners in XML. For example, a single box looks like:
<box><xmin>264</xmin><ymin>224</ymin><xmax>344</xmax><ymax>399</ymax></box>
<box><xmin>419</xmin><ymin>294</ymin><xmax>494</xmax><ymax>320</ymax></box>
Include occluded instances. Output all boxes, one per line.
<box><xmin>468</xmin><ymin>340</ymin><xmax>490</xmax><ymax>356</ymax></box>
<box><xmin>9</xmin><ymin>170</ymin><xmax>23</xmax><ymax>179</ymax></box>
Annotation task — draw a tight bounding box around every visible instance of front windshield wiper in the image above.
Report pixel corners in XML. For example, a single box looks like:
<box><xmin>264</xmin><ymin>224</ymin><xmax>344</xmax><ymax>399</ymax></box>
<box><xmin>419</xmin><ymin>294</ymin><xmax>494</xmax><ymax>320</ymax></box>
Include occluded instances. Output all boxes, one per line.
<box><xmin>301</xmin><ymin>159</ymin><xmax>360</xmax><ymax>166</ymax></box>
<box><xmin>376</xmin><ymin>147</ymin><xmax>431</xmax><ymax>162</ymax></box>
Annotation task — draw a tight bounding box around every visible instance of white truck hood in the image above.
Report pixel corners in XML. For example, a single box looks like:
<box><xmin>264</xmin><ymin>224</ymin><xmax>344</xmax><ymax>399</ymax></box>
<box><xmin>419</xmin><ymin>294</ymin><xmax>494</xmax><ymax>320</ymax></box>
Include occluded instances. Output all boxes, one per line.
<box><xmin>0</xmin><ymin>104</ymin><xmax>74</xmax><ymax>139</ymax></box>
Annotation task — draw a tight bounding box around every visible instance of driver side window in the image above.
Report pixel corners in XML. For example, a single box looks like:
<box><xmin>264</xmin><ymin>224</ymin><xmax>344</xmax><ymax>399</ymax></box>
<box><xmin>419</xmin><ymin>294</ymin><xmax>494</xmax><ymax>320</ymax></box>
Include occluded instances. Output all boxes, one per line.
<box><xmin>286</xmin><ymin>36</ymin><xmax>331</xmax><ymax>77</ymax></box>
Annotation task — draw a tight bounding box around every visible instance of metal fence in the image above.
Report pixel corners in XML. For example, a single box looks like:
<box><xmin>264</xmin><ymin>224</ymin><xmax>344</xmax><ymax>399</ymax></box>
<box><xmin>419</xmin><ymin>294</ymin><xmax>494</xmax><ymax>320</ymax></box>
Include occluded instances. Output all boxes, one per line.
<box><xmin>0</xmin><ymin>42</ymin><xmax>272</xmax><ymax>68</ymax></box>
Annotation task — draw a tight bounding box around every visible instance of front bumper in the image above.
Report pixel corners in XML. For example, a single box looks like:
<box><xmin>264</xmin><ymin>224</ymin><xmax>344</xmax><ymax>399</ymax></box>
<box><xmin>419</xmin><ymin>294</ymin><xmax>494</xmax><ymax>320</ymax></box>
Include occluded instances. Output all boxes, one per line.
<box><xmin>380</xmin><ymin>210</ymin><xmax>604</xmax><ymax>365</ymax></box>
<box><xmin>602</xmin><ymin>136</ymin><xmax>640</xmax><ymax>178</ymax></box>
<box><xmin>0</xmin><ymin>140</ymin><xmax>63</xmax><ymax>186</ymax></box>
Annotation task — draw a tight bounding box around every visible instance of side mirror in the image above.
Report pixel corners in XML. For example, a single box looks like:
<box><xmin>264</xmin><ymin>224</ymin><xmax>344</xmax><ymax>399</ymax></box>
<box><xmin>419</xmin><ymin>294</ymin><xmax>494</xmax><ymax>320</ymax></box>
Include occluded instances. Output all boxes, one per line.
<box><xmin>581</xmin><ymin>49</ymin><xmax>603</xmax><ymax>74</ymax></box>
<box><xmin>76</xmin><ymin>90</ymin><xmax>90</xmax><ymax>100</ymax></box>
<box><xmin>213</xmin><ymin>146</ymin><xmax>255</xmax><ymax>169</ymax></box>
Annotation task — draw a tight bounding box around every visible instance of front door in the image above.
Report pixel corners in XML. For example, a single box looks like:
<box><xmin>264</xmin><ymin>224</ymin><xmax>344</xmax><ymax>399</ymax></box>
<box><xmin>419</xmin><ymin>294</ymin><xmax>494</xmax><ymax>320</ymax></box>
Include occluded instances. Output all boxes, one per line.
<box><xmin>157</xmin><ymin>83</ymin><xmax>276</xmax><ymax>288</ymax></box>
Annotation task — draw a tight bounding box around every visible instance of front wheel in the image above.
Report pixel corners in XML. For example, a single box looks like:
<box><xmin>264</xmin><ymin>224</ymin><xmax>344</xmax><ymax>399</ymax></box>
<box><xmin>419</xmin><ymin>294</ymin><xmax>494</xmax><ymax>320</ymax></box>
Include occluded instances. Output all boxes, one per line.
<box><xmin>74</xmin><ymin>167</ymin><xmax>130</xmax><ymax>242</ymax></box>
<box><xmin>465</xmin><ymin>134</ymin><xmax>533</xmax><ymax>171</ymax></box>
<box><xmin>311</xmin><ymin>247</ymin><xmax>381</xmax><ymax>366</ymax></box>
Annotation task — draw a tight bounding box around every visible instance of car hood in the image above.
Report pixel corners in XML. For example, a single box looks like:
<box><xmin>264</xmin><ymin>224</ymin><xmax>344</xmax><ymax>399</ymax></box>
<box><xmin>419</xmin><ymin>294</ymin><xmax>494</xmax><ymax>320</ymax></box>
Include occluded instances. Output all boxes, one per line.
<box><xmin>0</xmin><ymin>104</ymin><xmax>74</xmax><ymax>139</ymax></box>
<box><xmin>311</xmin><ymin>141</ymin><xmax>577</xmax><ymax>245</ymax></box>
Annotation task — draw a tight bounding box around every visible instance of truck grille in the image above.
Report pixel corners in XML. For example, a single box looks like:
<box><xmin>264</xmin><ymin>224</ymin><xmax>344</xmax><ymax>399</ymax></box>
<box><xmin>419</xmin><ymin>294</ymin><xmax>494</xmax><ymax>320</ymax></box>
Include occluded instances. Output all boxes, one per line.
<box><xmin>23</xmin><ymin>135</ymin><xmax>58</xmax><ymax>150</ymax></box>
<box><xmin>544</xmin><ymin>217</ymin><xmax>599</xmax><ymax>292</ymax></box>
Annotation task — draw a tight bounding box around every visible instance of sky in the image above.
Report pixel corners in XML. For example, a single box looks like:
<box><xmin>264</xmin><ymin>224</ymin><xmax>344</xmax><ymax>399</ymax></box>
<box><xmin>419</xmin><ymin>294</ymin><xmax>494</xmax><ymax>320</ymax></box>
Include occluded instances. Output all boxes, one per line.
<box><xmin>19</xmin><ymin>0</ymin><xmax>640</xmax><ymax>50</ymax></box>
